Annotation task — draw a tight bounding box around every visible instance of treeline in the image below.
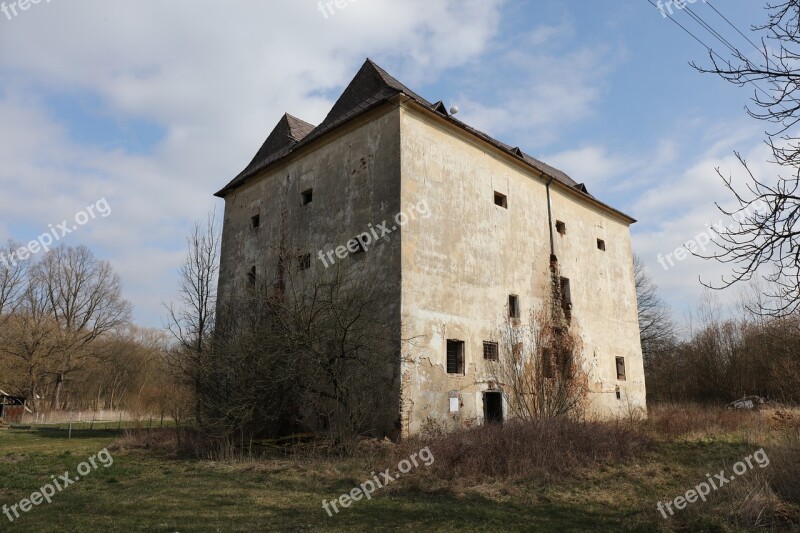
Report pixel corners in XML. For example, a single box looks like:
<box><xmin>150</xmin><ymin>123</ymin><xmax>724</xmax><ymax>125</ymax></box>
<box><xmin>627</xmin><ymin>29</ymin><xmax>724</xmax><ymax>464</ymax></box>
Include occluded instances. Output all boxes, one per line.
<box><xmin>645</xmin><ymin>312</ymin><xmax>800</xmax><ymax>404</ymax></box>
<box><xmin>636</xmin><ymin>257</ymin><xmax>800</xmax><ymax>405</ymax></box>
<box><xmin>0</xmin><ymin>242</ymin><xmax>179</xmax><ymax>416</ymax></box>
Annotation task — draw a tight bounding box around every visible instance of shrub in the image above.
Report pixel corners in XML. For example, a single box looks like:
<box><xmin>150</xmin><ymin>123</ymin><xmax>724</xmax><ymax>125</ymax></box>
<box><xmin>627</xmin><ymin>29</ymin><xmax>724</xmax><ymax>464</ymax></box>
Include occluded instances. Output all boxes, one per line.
<box><xmin>643</xmin><ymin>403</ymin><xmax>767</xmax><ymax>441</ymax></box>
<box><xmin>393</xmin><ymin>417</ymin><xmax>651</xmax><ymax>483</ymax></box>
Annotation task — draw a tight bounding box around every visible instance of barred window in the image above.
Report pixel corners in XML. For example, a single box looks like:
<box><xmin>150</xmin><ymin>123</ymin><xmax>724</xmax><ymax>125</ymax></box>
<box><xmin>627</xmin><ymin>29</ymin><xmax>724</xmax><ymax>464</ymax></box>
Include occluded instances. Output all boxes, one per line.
<box><xmin>483</xmin><ymin>341</ymin><xmax>499</xmax><ymax>361</ymax></box>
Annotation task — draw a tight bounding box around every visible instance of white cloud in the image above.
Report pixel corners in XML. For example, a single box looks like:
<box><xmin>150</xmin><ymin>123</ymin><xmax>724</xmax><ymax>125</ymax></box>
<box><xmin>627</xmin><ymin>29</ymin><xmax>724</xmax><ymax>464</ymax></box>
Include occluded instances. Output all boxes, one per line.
<box><xmin>536</xmin><ymin>118</ymin><xmax>777</xmax><ymax>327</ymax></box>
<box><xmin>0</xmin><ymin>0</ymin><xmax>504</xmax><ymax>326</ymax></box>
<box><xmin>542</xmin><ymin>146</ymin><xmax>638</xmax><ymax>185</ymax></box>
<box><xmin>452</xmin><ymin>22</ymin><xmax>622</xmax><ymax>148</ymax></box>
<box><xmin>628</xmin><ymin>131</ymin><xmax>778</xmax><ymax>325</ymax></box>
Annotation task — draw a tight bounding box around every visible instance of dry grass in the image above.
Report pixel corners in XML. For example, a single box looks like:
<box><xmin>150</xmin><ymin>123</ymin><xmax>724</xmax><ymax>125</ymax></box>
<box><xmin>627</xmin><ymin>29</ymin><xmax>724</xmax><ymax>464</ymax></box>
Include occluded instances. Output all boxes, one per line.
<box><xmin>392</xmin><ymin>418</ymin><xmax>652</xmax><ymax>483</ymax></box>
<box><xmin>110</xmin><ymin>404</ymin><xmax>800</xmax><ymax>530</ymax></box>
<box><xmin>642</xmin><ymin>402</ymin><xmax>770</xmax><ymax>442</ymax></box>
<box><xmin>642</xmin><ymin>403</ymin><xmax>800</xmax><ymax>530</ymax></box>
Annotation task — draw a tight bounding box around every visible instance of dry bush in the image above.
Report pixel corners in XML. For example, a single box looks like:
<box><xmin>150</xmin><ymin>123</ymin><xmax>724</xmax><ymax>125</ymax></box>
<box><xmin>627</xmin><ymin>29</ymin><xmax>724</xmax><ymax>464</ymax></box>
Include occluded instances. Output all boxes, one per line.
<box><xmin>770</xmin><ymin>407</ymin><xmax>800</xmax><ymax>432</ymax></box>
<box><xmin>490</xmin><ymin>307</ymin><xmax>588</xmax><ymax>421</ymax></box>
<box><xmin>651</xmin><ymin>404</ymin><xmax>800</xmax><ymax>530</ymax></box>
<box><xmin>392</xmin><ymin>418</ymin><xmax>651</xmax><ymax>483</ymax></box>
<box><xmin>643</xmin><ymin>403</ymin><xmax>768</xmax><ymax>441</ymax></box>
<box><xmin>676</xmin><ymin>467</ymin><xmax>799</xmax><ymax>530</ymax></box>
<box><xmin>114</xmin><ymin>428</ymin><xmax>181</xmax><ymax>453</ymax></box>
<box><xmin>114</xmin><ymin>427</ymin><xmax>240</xmax><ymax>459</ymax></box>
<box><xmin>767</xmin><ymin>429</ymin><xmax>800</xmax><ymax>511</ymax></box>
<box><xmin>671</xmin><ymin>471</ymin><xmax>797</xmax><ymax>531</ymax></box>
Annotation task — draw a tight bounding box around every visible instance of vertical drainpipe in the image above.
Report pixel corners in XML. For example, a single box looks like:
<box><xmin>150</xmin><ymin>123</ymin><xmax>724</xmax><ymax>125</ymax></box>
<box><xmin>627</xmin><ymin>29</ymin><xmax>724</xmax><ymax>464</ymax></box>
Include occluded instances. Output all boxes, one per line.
<box><xmin>545</xmin><ymin>175</ymin><xmax>556</xmax><ymax>260</ymax></box>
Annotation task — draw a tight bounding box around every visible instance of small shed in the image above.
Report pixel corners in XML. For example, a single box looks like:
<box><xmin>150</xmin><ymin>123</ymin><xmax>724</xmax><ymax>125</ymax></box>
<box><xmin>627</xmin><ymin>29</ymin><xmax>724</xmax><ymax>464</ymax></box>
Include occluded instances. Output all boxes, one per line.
<box><xmin>0</xmin><ymin>394</ymin><xmax>26</xmax><ymax>424</ymax></box>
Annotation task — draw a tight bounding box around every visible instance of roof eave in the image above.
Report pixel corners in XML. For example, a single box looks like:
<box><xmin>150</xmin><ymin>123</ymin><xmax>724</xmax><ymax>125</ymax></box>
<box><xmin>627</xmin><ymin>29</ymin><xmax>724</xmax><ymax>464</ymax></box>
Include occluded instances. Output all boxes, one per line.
<box><xmin>398</xmin><ymin>96</ymin><xmax>637</xmax><ymax>225</ymax></box>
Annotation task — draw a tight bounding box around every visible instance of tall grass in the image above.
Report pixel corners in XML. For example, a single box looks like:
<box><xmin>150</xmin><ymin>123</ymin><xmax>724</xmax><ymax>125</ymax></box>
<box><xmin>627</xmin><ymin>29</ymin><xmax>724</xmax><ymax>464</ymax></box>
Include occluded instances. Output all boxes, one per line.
<box><xmin>393</xmin><ymin>418</ymin><xmax>651</xmax><ymax>482</ymax></box>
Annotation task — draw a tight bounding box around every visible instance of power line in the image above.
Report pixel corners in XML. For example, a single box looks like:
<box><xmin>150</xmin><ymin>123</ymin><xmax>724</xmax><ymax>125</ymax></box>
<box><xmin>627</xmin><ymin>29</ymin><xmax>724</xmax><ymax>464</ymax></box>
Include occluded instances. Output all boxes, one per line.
<box><xmin>683</xmin><ymin>4</ymin><xmax>742</xmax><ymax>57</ymax></box>
<box><xmin>645</xmin><ymin>0</ymin><xmax>725</xmax><ymax>60</ymax></box>
<box><xmin>705</xmin><ymin>0</ymin><xmax>787</xmax><ymax>106</ymax></box>
<box><xmin>684</xmin><ymin>2</ymin><xmax>789</xmax><ymax>111</ymax></box>
<box><xmin>645</xmin><ymin>0</ymin><xmax>781</xmax><ymax>111</ymax></box>
<box><xmin>707</xmin><ymin>0</ymin><xmax>764</xmax><ymax>58</ymax></box>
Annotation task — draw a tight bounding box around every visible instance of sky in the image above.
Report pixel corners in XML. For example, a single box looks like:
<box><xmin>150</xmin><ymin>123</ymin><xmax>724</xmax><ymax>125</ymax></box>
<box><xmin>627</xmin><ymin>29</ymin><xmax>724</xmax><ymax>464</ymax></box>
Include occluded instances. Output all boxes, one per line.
<box><xmin>0</xmin><ymin>0</ymin><xmax>780</xmax><ymax>331</ymax></box>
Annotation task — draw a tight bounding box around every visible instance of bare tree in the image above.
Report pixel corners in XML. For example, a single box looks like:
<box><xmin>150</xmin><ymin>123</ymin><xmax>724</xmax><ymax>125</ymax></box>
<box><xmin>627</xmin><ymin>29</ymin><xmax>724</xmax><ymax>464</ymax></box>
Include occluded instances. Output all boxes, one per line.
<box><xmin>0</xmin><ymin>284</ymin><xmax>62</xmax><ymax>411</ymax></box>
<box><xmin>692</xmin><ymin>1</ymin><xmax>800</xmax><ymax>315</ymax></box>
<box><xmin>204</xmin><ymin>249</ymin><xmax>404</xmax><ymax>449</ymax></box>
<box><xmin>489</xmin><ymin>306</ymin><xmax>587</xmax><ymax>420</ymax></box>
<box><xmin>0</xmin><ymin>245</ymin><xmax>131</xmax><ymax>410</ymax></box>
<box><xmin>164</xmin><ymin>212</ymin><xmax>220</xmax><ymax>424</ymax></box>
<box><xmin>165</xmin><ymin>212</ymin><xmax>219</xmax><ymax>358</ymax></box>
<box><xmin>34</xmin><ymin>245</ymin><xmax>131</xmax><ymax>408</ymax></box>
<box><xmin>0</xmin><ymin>240</ymin><xmax>29</xmax><ymax>319</ymax></box>
<box><xmin>634</xmin><ymin>255</ymin><xmax>676</xmax><ymax>363</ymax></box>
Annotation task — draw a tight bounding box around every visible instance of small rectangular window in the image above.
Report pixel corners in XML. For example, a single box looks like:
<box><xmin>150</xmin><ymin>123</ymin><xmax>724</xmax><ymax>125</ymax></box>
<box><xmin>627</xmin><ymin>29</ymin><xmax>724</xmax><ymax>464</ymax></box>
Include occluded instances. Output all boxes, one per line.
<box><xmin>541</xmin><ymin>347</ymin><xmax>554</xmax><ymax>378</ymax></box>
<box><xmin>298</xmin><ymin>253</ymin><xmax>311</xmax><ymax>271</ymax></box>
<box><xmin>597</xmin><ymin>239</ymin><xmax>606</xmax><ymax>251</ymax></box>
<box><xmin>508</xmin><ymin>294</ymin><xmax>520</xmax><ymax>318</ymax></box>
<box><xmin>616</xmin><ymin>357</ymin><xmax>626</xmax><ymax>381</ymax></box>
<box><xmin>302</xmin><ymin>188</ymin><xmax>313</xmax><ymax>205</ymax></box>
<box><xmin>483</xmin><ymin>341</ymin><xmax>499</xmax><ymax>361</ymax></box>
<box><xmin>446</xmin><ymin>340</ymin><xmax>465</xmax><ymax>375</ymax></box>
<box><xmin>558</xmin><ymin>343</ymin><xmax>575</xmax><ymax>379</ymax></box>
<box><xmin>247</xmin><ymin>265</ymin><xmax>256</xmax><ymax>286</ymax></box>
<box><xmin>556</xmin><ymin>220</ymin><xmax>566</xmax><ymax>235</ymax></box>
<box><xmin>251</xmin><ymin>214</ymin><xmax>260</xmax><ymax>229</ymax></box>
<box><xmin>494</xmin><ymin>191</ymin><xmax>508</xmax><ymax>208</ymax></box>
<box><xmin>560</xmin><ymin>278</ymin><xmax>572</xmax><ymax>319</ymax></box>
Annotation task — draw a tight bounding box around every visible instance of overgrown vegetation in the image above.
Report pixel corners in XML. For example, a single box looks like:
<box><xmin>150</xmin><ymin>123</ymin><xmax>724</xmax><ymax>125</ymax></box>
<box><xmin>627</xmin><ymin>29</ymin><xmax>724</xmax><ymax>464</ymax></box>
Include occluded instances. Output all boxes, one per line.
<box><xmin>644</xmin><ymin>299</ymin><xmax>800</xmax><ymax>404</ymax></box>
<box><xmin>490</xmin><ymin>307</ymin><xmax>588</xmax><ymax>420</ymax></box>
<box><xmin>395</xmin><ymin>417</ymin><xmax>649</xmax><ymax>483</ymax></box>
<box><xmin>2</xmin><ymin>404</ymin><xmax>798</xmax><ymax>531</ymax></box>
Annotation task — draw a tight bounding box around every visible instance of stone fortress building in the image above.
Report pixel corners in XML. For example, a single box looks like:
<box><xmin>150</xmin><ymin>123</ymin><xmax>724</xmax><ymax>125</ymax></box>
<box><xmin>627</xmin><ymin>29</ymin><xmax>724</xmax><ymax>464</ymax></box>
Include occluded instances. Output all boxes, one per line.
<box><xmin>215</xmin><ymin>59</ymin><xmax>646</xmax><ymax>436</ymax></box>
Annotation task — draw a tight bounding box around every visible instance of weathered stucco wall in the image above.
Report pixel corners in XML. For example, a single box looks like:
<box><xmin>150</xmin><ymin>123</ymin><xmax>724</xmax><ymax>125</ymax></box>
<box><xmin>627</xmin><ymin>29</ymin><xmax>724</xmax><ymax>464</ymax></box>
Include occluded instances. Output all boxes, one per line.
<box><xmin>548</xmin><ymin>184</ymin><xmax>646</xmax><ymax>417</ymax></box>
<box><xmin>397</xmin><ymin>104</ymin><xmax>646</xmax><ymax>435</ymax></box>
<box><xmin>216</xmin><ymin>106</ymin><xmax>404</xmax><ymax>435</ymax></box>
<box><xmin>217</xmin><ymin>99</ymin><xmax>646</xmax><ymax>437</ymax></box>
<box><xmin>218</xmin><ymin>107</ymin><xmax>402</xmax><ymax>311</ymax></box>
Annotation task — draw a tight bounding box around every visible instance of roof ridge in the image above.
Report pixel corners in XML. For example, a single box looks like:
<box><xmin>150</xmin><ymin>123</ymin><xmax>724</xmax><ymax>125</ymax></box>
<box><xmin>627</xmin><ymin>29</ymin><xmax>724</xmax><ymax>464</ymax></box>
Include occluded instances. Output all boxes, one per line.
<box><xmin>214</xmin><ymin>59</ymin><xmax>630</xmax><ymax>221</ymax></box>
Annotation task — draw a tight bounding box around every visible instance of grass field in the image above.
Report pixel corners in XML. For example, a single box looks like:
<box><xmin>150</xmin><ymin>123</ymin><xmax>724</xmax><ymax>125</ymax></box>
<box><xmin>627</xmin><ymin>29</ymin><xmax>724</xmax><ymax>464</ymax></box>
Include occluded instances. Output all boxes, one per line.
<box><xmin>0</xmin><ymin>406</ymin><xmax>798</xmax><ymax>532</ymax></box>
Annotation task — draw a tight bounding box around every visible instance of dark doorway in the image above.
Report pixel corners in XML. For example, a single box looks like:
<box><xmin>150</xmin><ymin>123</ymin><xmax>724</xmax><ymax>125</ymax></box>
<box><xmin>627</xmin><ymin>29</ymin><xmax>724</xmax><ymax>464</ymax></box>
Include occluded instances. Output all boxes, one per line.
<box><xmin>484</xmin><ymin>392</ymin><xmax>503</xmax><ymax>424</ymax></box>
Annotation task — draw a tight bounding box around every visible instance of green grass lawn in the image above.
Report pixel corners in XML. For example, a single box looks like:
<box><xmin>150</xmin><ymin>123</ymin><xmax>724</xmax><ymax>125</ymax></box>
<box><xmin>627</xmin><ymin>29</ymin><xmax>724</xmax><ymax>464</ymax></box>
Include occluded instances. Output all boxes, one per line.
<box><xmin>0</xmin><ymin>425</ymin><xmax>791</xmax><ymax>532</ymax></box>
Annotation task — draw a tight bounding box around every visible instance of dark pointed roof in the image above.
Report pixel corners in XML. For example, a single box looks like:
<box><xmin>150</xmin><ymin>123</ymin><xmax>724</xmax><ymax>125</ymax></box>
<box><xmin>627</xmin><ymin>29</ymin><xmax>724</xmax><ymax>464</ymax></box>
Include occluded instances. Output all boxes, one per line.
<box><xmin>314</xmin><ymin>59</ymin><xmax>432</xmax><ymax>137</ymax></box>
<box><xmin>215</xmin><ymin>59</ymin><xmax>628</xmax><ymax>221</ymax></box>
<box><xmin>234</xmin><ymin>113</ymin><xmax>315</xmax><ymax>187</ymax></box>
<box><xmin>218</xmin><ymin>60</ymin><xmax>428</xmax><ymax>196</ymax></box>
